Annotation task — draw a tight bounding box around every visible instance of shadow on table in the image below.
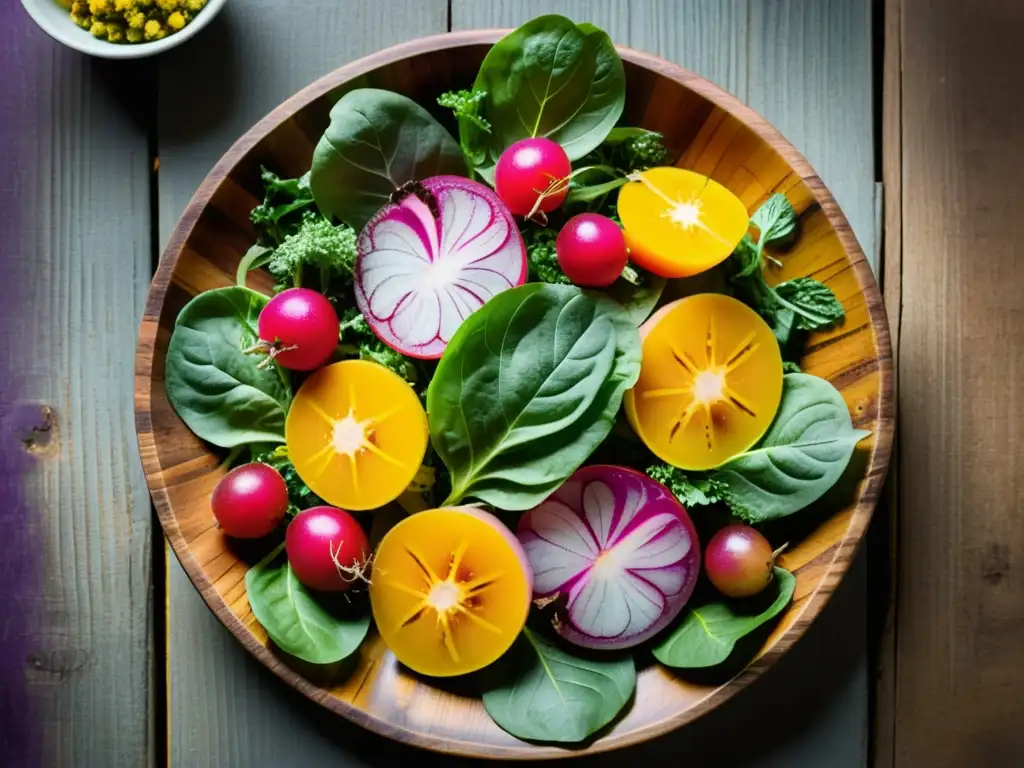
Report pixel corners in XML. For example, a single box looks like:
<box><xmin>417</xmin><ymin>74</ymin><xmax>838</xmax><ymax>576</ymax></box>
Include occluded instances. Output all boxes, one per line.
<box><xmin>269</xmin><ymin>548</ymin><xmax>868</xmax><ymax>768</ymax></box>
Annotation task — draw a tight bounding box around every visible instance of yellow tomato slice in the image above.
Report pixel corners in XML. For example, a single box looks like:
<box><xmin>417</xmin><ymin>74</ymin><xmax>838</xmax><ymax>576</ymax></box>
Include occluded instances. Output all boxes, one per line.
<box><xmin>617</xmin><ymin>167</ymin><xmax>749</xmax><ymax>278</ymax></box>
<box><xmin>285</xmin><ymin>360</ymin><xmax>428</xmax><ymax>511</ymax></box>
<box><xmin>624</xmin><ymin>294</ymin><xmax>783</xmax><ymax>470</ymax></box>
<box><xmin>370</xmin><ymin>506</ymin><xmax>532</xmax><ymax>677</ymax></box>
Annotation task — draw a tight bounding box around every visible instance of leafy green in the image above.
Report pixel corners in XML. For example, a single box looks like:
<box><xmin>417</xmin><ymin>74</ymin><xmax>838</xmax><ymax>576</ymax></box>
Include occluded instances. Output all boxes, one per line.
<box><xmin>245</xmin><ymin>544</ymin><xmax>370</xmax><ymax>664</ymax></box>
<box><xmin>310</xmin><ymin>88</ymin><xmax>466</xmax><ymax>231</ymax></box>
<box><xmin>520</xmin><ymin>226</ymin><xmax>570</xmax><ymax>285</ymax></box>
<box><xmin>465</xmin><ymin>15</ymin><xmax>625</xmax><ymax>181</ymax></box>
<box><xmin>602</xmin><ymin>270</ymin><xmax>665</xmax><ymax>326</ymax></box>
<box><xmin>338</xmin><ymin>308</ymin><xmax>420</xmax><ymax>388</ymax></box>
<box><xmin>774</xmin><ymin>277</ymin><xmax>846</xmax><ymax>331</ymax></box>
<box><xmin>427</xmin><ymin>283</ymin><xmax>641</xmax><ymax>510</ymax></box>
<box><xmin>712</xmin><ymin>374</ymin><xmax>871</xmax><ymax>522</ymax></box>
<box><xmin>751</xmin><ymin>193</ymin><xmax>798</xmax><ymax>248</ymax></box>
<box><xmin>652</xmin><ymin>568</ymin><xmax>795</xmax><ymax>668</ymax></box>
<box><xmin>235</xmin><ymin>244</ymin><xmax>273</xmax><ymax>288</ymax></box>
<box><xmin>165</xmin><ymin>287</ymin><xmax>291</xmax><ymax>448</ymax></box>
<box><xmin>267</xmin><ymin>214</ymin><xmax>357</xmax><ymax>293</ymax></box>
<box><xmin>482</xmin><ymin>628</ymin><xmax>635</xmax><ymax>743</ymax></box>
<box><xmin>252</xmin><ymin>444</ymin><xmax>325</xmax><ymax>514</ymax></box>
<box><xmin>438</xmin><ymin>88</ymin><xmax>491</xmax><ymax>171</ymax></box>
<box><xmin>727</xmin><ymin>195</ymin><xmax>844</xmax><ymax>358</ymax></box>
<box><xmin>646</xmin><ymin>463</ymin><xmax>728</xmax><ymax>508</ymax></box>
<box><xmin>250</xmin><ymin>168</ymin><xmax>316</xmax><ymax>247</ymax></box>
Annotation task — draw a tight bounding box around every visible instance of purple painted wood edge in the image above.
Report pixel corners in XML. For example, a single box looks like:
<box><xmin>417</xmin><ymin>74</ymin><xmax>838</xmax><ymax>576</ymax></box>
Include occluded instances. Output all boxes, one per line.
<box><xmin>0</xmin><ymin>5</ymin><xmax>42</xmax><ymax>767</ymax></box>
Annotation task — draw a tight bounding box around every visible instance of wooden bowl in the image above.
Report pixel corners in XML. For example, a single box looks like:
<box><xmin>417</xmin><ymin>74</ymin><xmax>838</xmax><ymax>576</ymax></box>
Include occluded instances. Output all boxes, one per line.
<box><xmin>135</xmin><ymin>30</ymin><xmax>893</xmax><ymax>759</ymax></box>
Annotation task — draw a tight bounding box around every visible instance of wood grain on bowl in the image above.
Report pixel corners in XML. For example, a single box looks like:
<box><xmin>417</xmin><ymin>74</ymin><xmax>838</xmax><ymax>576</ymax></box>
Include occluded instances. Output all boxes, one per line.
<box><xmin>135</xmin><ymin>30</ymin><xmax>893</xmax><ymax>759</ymax></box>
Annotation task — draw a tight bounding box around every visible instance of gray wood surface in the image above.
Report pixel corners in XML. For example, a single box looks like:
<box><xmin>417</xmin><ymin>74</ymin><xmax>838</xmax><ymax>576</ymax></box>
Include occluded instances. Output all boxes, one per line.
<box><xmin>156</xmin><ymin>1</ymin><xmax>877</xmax><ymax>766</ymax></box>
<box><xmin>2</xmin><ymin>6</ymin><xmax>155</xmax><ymax>767</ymax></box>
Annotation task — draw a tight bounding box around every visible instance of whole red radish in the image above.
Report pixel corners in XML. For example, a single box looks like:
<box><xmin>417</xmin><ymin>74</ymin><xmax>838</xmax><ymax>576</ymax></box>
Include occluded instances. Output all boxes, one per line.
<box><xmin>286</xmin><ymin>506</ymin><xmax>369</xmax><ymax>592</ymax></box>
<box><xmin>556</xmin><ymin>213</ymin><xmax>628</xmax><ymax>287</ymax></box>
<box><xmin>495</xmin><ymin>137</ymin><xmax>572</xmax><ymax>216</ymax></box>
<box><xmin>211</xmin><ymin>463</ymin><xmax>288</xmax><ymax>539</ymax></box>
<box><xmin>257</xmin><ymin>287</ymin><xmax>338</xmax><ymax>371</ymax></box>
<box><xmin>705</xmin><ymin>524</ymin><xmax>775</xmax><ymax>598</ymax></box>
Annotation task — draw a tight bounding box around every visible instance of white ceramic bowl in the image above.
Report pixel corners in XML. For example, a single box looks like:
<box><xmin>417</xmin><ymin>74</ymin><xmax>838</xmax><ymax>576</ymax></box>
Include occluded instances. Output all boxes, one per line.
<box><xmin>20</xmin><ymin>0</ymin><xmax>227</xmax><ymax>59</ymax></box>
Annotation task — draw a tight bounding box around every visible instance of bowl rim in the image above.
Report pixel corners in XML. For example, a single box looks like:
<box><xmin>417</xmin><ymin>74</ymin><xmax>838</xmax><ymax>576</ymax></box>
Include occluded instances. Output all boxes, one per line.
<box><xmin>134</xmin><ymin>28</ymin><xmax>894</xmax><ymax>759</ymax></box>
<box><xmin>20</xmin><ymin>0</ymin><xmax>227</xmax><ymax>59</ymax></box>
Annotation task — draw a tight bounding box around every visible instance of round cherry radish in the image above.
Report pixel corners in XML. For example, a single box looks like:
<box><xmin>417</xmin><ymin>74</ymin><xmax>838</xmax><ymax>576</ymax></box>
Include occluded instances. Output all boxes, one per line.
<box><xmin>556</xmin><ymin>213</ymin><xmax>628</xmax><ymax>287</ymax></box>
<box><xmin>257</xmin><ymin>287</ymin><xmax>338</xmax><ymax>371</ymax></box>
<box><xmin>705</xmin><ymin>524</ymin><xmax>775</xmax><ymax>598</ymax></box>
<box><xmin>211</xmin><ymin>463</ymin><xmax>288</xmax><ymax>539</ymax></box>
<box><xmin>286</xmin><ymin>506</ymin><xmax>369</xmax><ymax>592</ymax></box>
<box><xmin>495</xmin><ymin>137</ymin><xmax>572</xmax><ymax>216</ymax></box>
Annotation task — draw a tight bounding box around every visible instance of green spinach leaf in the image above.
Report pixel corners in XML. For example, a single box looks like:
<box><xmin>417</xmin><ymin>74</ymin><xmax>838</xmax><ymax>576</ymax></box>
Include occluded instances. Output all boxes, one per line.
<box><xmin>427</xmin><ymin>283</ymin><xmax>641</xmax><ymax>510</ymax></box>
<box><xmin>245</xmin><ymin>544</ymin><xmax>370</xmax><ymax>665</ymax></box>
<box><xmin>165</xmin><ymin>287</ymin><xmax>291</xmax><ymax>448</ymax></box>
<box><xmin>310</xmin><ymin>88</ymin><xmax>466</xmax><ymax>231</ymax></box>
<box><xmin>483</xmin><ymin>628</ymin><xmax>635</xmax><ymax>743</ymax></box>
<box><xmin>712</xmin><ymin>374</ymin><xmax>870</xmax><ymax>522</ymax></box>
<box><xmin>603</xmin><ymin>271</ymin><xmax>666</xmax><ymax>326</ymax></box>
<box><xmin>652</xmin><ymin>568</ymin><xmax>795</xmax><ymax>668</ymax></box>
<box><xmin>467</xmin><ymin>15</ymin><xmax>625</xmax><ymax>180</ymax></box>
<box><xmin>235</xmin><ymin>244</ymin><xmax>273</xmax><ymax>288</ymax></box>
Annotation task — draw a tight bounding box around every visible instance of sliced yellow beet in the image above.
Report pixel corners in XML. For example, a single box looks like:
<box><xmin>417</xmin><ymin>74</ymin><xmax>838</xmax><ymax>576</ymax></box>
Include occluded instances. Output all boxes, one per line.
<box><xmin>370</xmin><ymin>506</ymin><xmax>532</xmax><ymax>677</ymax></box>
<box><xmin>624</xmin><ymin>293</ymin><xmax>783</xmax><ymax>470</ymax></box>
<box><xmin>617</xmin><ymin>167</ymin><xmax>749</xmax><ymax>278</ymax></box>
<box><xmin>285</xmin><ymin>360</ymin><xmax>428</xmax><ymax>511</ymax></box>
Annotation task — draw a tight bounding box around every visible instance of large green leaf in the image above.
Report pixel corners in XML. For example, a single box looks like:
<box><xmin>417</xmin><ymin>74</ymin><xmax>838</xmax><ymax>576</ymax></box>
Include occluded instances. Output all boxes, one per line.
<box><xmin>712</xmin><ymin>374</ymin><xmax>871</xmax><ymax>522</ymax></box>
<box><xmin>245</xmin><ymin>545</ymin><xmax>370</xmax><ymax>665</ymax></box>
<box><xmin>165</xmin><ymin>287</ymin><xmax>291</xmax><ymax>448</ymax></box>
<box><xmin>427</xmin><ymin>283</ymin><xmax>641</xmax><ymax>510</ymax></box>
<box><xmin>603</xmin><ymin>273</ymin><xmax>666</xmax><ymax>326</ymax></box>
<box><xmin>310</xmin><ymin>88</ymin><xmax>466</xmax><ymax>231</ymax></box>
<box><xmin>466</xmin><ymin>15</ymin><xmax>625</xmax><ymax>181</ymax></box>
<box><xmin>652</xmin><ymin>568</ymin><xmax>796</xmax><ymax>668</ymax></box>
<box><xmin>483</xmin><ymin>628</ymin><xmax>635</xmax><ymax>743</ymax></box>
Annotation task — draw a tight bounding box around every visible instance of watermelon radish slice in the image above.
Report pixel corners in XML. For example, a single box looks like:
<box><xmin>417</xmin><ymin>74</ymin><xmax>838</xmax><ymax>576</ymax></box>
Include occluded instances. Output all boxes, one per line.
<box><xmin>354</xmin><ymin>176</ymin><xmax>527</xmax><ymax>359</ymax></box>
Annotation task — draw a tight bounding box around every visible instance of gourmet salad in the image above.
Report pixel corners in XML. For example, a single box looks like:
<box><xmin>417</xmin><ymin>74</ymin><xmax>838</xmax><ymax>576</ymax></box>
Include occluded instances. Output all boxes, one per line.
<box><xmin>164</xmin><ymin>15</ymin><xmax>870</xmax><ymax>744</ymax></box>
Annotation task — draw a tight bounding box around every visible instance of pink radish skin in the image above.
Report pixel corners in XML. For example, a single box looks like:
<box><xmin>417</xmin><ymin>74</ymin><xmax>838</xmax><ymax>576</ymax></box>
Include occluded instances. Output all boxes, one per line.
<box><xmin>705</xmin><ymin>524</ymin><xmax>775</xmax><ymax>598</ymax></box>
<box><xmin>354</xmin><ymin>176</ymin><xmax>527</xmax><ymax>359</ymax></box>
<box><xmin>494</xmin><ymin>137</ymin><xmax>572</xmax><ymax>216</ymax></box>
<box><xmin>517</xmin><ymin>465</ymin><xmax>700</xmax><ymax>650</ymax></box>
<box><xmin>257</xmin><ymin>288</ymin><xmax>339</xmax><ymax>371</ymax></box>
<box><xmin>286</xmin><ymin>506</ymin><xmax>369</xmax><ymax>592</ymax></box>
<box><xmin>211</xmin><ymin>463</ymin><xmax>288</xmax><ymax>539</ymax></box>
<box><xmin>556</xmin><ymin>213</ymin><xmax>628</xmax><ymax>288</ymax></box>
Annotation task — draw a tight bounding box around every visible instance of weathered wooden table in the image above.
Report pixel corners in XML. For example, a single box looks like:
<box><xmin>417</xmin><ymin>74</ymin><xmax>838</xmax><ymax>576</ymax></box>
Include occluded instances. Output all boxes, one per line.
<box><xmin>4</xmin><ymin>1</ymin><xmax>879</xmax><ymax>765</ymax></box>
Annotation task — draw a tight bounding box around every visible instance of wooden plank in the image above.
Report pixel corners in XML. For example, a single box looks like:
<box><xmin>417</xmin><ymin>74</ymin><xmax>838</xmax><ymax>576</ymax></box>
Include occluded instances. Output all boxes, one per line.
<box><xmin>451</xmin><ymin>1</ymin><xmax>875</xmax><ymax>765</ymax></box>
<box><xmin>894</xmin><ymin>1</ymin><xmax>1024</xmax><ymax>764</ymax></box>
<box><xmin>156</xmin><ymin>4</ymin><xmax>449</xmax><ymax>766</ymax></box>
<box><xmin>872</xmin><ymin>0</ymin><xmax>903</xmax><ymax>764</ymax></box>
<box><xmin>1</xmin><ymin>7</ymin><xmax>154</xmax><ymax>767</ymax></box>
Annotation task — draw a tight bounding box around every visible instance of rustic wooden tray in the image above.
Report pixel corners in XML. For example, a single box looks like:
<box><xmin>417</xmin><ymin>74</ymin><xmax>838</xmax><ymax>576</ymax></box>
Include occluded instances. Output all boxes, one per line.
<box><xmin>134</xmin><ymin>30</ymin><xmax>894</xmax><ymax>759</ymax></box>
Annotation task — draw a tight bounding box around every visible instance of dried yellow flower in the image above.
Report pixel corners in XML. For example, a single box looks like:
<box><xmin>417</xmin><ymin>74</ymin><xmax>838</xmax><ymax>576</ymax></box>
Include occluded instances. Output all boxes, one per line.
<box><xmin>167</xmin><ymin>11</ymin><xmax>186</xmax><ymax>30</ymax></box>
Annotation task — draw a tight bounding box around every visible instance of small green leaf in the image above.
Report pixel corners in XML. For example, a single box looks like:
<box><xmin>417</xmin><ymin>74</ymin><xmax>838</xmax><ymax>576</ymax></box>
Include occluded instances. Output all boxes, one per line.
<box><xmin>751</xmin><ymin>193</ymin><xmax>798</xmax><ymax>246</ymax></box>
<box><xmin>165</xmin><ymin>287</ymin><xmax>291</xmax><ymax>448</ymax></box>
<box><xmin>483</xmin><ymin>628</ymin><xmax>635</xmax><ymax>743</ymax></box>
<box><xmin>712</xmin><ymin>374</ymin><xmax>871</xmax><ymax>522</ymax></box>
<box><xmin>774</xmin><ymin>277</ymin><xmax>845</xmax><ymax>331</ymax></box>
<box><xmin>245</xmin><ymin>545</ymin><xmax>370</xmax><ymax>665</ymax></box>
<box><xmin>652</xmin><ymin>568</ymin><xmax>796</xmax><ymax>668</ymax></box>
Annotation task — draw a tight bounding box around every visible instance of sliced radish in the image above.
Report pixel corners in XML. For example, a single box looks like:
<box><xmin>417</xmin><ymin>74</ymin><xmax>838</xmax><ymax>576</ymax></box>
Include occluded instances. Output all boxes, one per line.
<box><xmin>517</xmin><ymin>465</ymin><xmax>700</xmax><ymax>650</ymax></box>
<box><xmin>354</xmin><ymin>176</ymin><xmax>527</xmax><ymax>359</ymax></box>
